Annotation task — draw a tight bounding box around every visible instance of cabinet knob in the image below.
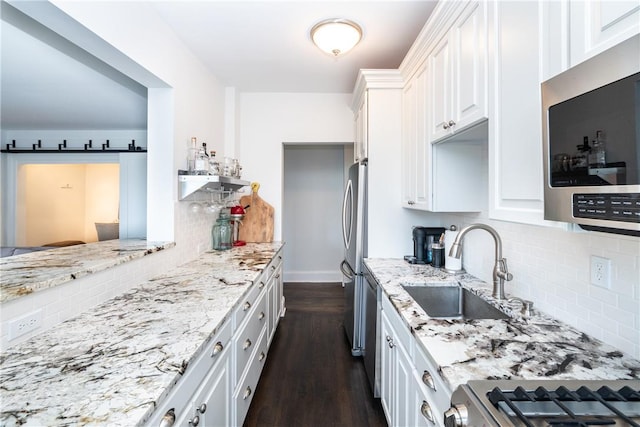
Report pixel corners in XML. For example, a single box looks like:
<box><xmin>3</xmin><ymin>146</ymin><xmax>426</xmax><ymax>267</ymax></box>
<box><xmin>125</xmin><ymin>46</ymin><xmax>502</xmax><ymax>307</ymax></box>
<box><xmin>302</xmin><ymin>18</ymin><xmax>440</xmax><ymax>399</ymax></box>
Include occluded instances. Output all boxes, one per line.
<box><xmin>407</xmin><ymin>200</ymin><xmax>415</xmax><ymax>205</ymax></box>
<box><xmin>197</xmin><ymin>403</ymin><xmax>207</xmax><ymax>414</ymax></box>
<box><xmin>258</xmin><ymin>311</ymin><xmax>265</xmax><ymax>320</ymax></box>
<box><xmin>422</xmin><ymin>370</ymin><xmax>436</xmax><ymax>390</ymax></box>
<box><xmin>443</xmin><ymin>122</ymin><xmax>450</xmax><ymax>129</ymax></box>
<box><xmin>188</xmin><ymin>415</ymin><xmax>200</xmax><ymax>426</ymax></box>
<box><xmin>243</xmin><ymin>339</ymin><xmax>252</xmax><ymax>350</ymax></box>
<box><xmin>243</xmin><ymin>386</ymin><xmax>252</xmax><ymax>400</ymax></box>
<box><xmin>420</xmin><ymin>401</ymin><xmax>435</xmax><ymax>424</ymax></box>
<box><xmin>243</xmin><ymin>301</ymin><xmax>252</xmax><ymax>311</ymax></box>
<box><xmin>448</xmin><ymin>120</ymin><xmax>456</xmax><ymax>127</ymax></box>
<box><xmin>211</xmin><ymin>341</ymin><xmax>224</xmax><ymax>357</ymax></box>
<box><xmin>159</xmin><ymin>409</ymin><xmax>176</xmax><ymax>427</ymax></box>
<box><xmin>259</xmin><ymin>351</ymin><xmax>266</xmax><ymax>361</ymax></box>
<box><xmin>259</xmin><ymin>281</ymin><xmax>265</xmax><ymax>289</ymax></box>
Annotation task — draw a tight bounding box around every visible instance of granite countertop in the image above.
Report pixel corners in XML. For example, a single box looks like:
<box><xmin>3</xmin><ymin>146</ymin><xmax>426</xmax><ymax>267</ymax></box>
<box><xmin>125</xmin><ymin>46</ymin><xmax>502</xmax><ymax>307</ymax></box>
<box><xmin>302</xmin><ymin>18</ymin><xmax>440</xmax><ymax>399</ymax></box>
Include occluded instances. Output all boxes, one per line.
<box><xmin>365</xmin><ymin>258</ymin><xmax>640</xmax><ymax>393</ymax></box>
<box><xmin>0</xmin><ymin>242</ymin><xmax>283</xmax><ymax>426</ymax></box>
<box><xmin>0</xmin><ymin>239</ymin><xmax>175</xmax><ymax>303</ymax></box>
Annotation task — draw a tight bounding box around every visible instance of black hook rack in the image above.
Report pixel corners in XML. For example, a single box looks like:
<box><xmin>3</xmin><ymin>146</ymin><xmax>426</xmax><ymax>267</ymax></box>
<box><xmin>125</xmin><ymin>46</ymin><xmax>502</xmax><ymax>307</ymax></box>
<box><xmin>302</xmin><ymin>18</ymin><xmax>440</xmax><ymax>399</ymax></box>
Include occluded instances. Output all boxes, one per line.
<box><xmin>2</xmin><ymin>139</ymin><xmax>147</xmax><ymax>153</ymax></box>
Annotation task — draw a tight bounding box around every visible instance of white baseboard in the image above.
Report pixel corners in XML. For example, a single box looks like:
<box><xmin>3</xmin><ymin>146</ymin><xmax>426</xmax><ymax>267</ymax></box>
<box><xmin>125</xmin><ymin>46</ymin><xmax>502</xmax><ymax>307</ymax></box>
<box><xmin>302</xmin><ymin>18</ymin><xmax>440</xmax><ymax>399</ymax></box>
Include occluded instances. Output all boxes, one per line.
<box><xmin>283</xmin><ymin>270</ymin><xmax>342</xmax><ymax>283</ymax></box>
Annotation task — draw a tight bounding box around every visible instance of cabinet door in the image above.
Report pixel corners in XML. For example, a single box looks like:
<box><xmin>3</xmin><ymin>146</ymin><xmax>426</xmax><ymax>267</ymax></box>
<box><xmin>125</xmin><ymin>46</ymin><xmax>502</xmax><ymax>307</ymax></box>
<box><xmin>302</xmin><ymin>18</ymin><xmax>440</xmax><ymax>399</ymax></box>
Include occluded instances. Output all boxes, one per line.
<box><xmin>402</xmin><ymin>62</ymin><xmax>430</xmax><ymax>210</ymax></box>
<box><xmin>451</xmin><ymin>0</ymin><xmax>486</xmax><ymax>130</ymax></box>
<box><xmin>570</xmin><ymin>0</ymin><xmax>640</xmax><ymax>67</ymax></box>
<box><xmin>354</xmin><ymin>91</ymin><xmax>368</xmax><ymax>162</ymax></box>
<box><xmin>380</xmin><ymin>305</ymin><xmax>414</xmax><ymax>427</ymax></box>
<box><xmin>488</xmin><ymin>0</ymin><xmax>546</xmax><ymax>225</ymax></box>
<box><xmin>427</xmin><ymin>35</ymin><xmax>452</xmax><ymax>143</ymax></box>
<box><xmin>394</xmin><ymin>339</ymin><xmax>414</xmax><ymax>427</ymax></box>
<box><xmin>380</xmin><ymin>310</ymin><xmax>394</xmax><ymax>424</ymax></box>
<box><xmin>196</xmin><ymin>352</ymin><xmax>231</xmax><ymax>427</ymax></box>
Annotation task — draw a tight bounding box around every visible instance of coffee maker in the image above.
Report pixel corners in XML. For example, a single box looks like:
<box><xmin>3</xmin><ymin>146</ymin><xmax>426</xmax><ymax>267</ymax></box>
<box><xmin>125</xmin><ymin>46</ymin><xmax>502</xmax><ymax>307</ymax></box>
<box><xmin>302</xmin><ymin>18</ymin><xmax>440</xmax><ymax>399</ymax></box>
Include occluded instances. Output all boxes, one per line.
<box><xmin>410</xmin><ymin>226</ymin><xmax>445</xmax><ymax>264</ymax></box>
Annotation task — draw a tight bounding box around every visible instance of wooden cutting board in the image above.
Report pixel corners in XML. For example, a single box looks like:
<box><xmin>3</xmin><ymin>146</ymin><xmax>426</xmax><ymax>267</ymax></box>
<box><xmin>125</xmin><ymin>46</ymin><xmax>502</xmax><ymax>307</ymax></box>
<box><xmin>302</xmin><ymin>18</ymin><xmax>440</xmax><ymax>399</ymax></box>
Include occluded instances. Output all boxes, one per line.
<box><xmin>238</xmin><ymin>183</ymin><xmax>274</xmax><ymax>243</ymax></box>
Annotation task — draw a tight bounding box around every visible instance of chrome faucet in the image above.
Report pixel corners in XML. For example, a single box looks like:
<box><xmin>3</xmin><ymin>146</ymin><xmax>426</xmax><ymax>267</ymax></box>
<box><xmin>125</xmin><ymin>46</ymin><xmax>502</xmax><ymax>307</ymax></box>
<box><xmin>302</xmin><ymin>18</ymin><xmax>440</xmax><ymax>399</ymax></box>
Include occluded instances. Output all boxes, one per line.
<box><xmin>449</xmin><ymin>223</ymin><xmax>513</xmax><ymax>300</ymax></box>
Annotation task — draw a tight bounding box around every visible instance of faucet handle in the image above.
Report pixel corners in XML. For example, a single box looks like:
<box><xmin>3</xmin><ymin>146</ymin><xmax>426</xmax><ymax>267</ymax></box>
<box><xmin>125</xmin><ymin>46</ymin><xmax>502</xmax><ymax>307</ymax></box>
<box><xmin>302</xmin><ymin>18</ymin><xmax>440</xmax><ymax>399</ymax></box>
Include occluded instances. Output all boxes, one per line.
<box><xmin>508</xmin><ymin>297</ymin><xmax>534</xmax><ymax>317</ymax></box>
<box><xmin>497</xmin><ymin>258</ymin><xmax>513</xmax><ymax>281</ymax></box>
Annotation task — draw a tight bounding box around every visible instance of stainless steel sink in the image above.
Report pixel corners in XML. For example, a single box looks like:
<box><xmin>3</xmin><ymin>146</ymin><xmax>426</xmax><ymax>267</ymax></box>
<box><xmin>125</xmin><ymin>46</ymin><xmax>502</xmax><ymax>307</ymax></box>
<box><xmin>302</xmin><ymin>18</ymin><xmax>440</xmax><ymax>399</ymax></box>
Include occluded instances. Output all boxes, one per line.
<box><xmin>402</xmin><ymin>285</ymin><xmax>509</xmax><ymax>320</ymax></box>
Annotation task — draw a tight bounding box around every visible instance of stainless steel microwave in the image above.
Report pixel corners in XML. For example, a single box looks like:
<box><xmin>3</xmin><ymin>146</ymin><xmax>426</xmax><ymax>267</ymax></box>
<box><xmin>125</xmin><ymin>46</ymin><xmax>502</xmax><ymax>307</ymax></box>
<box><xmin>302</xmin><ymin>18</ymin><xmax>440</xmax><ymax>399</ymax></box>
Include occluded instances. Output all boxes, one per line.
<box><xmin>542</xmin><ymin>34</ymin><xmax>639</xmax><ymax>236</ymax></box>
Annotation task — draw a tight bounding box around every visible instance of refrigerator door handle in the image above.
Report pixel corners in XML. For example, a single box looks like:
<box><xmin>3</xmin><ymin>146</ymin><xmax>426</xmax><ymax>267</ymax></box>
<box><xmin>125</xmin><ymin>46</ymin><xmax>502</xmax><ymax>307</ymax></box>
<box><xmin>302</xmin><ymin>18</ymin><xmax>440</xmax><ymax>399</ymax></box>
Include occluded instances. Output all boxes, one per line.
<box><xmin>342</xmin><ymin>179</ymin><xmax>353</xmax><ymax>249</ymax></box>
<box><xmin>340</xmin><ymin>259</ymin><xmax>355</xmax><ymax>280</ymax></box>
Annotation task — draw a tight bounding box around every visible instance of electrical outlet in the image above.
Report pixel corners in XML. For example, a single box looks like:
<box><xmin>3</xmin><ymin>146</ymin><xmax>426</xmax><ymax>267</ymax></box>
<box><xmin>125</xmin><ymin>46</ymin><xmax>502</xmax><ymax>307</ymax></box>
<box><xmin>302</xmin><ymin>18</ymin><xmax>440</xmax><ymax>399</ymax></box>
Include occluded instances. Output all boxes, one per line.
<box><xmin>590</xmin><ymin>255</ymin><xmax>611</xmax><ymax>289</ymax></box>
<box><xmin>9</xmin><ymin>309</ymin><xmax>43</xmax><ymax>340</ymax></box>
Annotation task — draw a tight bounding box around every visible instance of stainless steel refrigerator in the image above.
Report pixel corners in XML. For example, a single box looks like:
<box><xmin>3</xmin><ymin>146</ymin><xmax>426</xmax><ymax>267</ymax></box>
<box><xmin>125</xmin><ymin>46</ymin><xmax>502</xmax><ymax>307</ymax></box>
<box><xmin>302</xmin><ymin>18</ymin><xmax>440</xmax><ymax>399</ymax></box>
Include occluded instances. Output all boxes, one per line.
<box><xmin>340</xmin><ymin>160</ymin><xmax>367</xmax><ymax>356</ymax></box>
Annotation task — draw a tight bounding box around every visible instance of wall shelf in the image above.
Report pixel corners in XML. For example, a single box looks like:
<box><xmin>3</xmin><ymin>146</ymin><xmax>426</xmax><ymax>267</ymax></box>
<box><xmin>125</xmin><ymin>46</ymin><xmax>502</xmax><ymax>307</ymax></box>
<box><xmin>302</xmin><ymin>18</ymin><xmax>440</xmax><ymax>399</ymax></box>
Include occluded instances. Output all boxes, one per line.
<box><xmin>178</xmin><ymin>175</ymin><xmax>249</xmax><ymax>200</ymax></box>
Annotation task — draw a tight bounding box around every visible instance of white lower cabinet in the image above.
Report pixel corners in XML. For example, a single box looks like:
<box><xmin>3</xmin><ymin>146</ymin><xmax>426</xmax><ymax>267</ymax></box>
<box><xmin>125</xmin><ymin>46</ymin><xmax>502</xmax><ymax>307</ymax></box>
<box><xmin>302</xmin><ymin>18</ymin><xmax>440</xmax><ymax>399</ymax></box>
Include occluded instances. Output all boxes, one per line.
<box><xmin>380</xmin><ymin>294</ymin><xmax>414</xmax><ymax>427</ymax></box>
<box><xmin>145</xmin><ymin>249</ymin><xmax>284</xmax><ymax>427</ymax></box>
<box><xmin>179</xmin><ymin>349</ymin><xmax>231</xmax><ymax>427</ymax></box>
<box><xmin>380</xmin><ymin>292</ymin><xmax>451</xmax><ymax>427</ymax></box>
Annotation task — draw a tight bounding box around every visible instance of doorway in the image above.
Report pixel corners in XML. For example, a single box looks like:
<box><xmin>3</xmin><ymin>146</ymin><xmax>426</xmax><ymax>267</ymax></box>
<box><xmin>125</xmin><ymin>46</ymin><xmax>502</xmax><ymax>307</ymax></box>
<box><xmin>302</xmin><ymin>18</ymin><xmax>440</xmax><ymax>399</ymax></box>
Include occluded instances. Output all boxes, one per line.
<box><xmin>283</xmin><ymin>144</ymin><xmax>353</xmax><ymax>282</ymax></box>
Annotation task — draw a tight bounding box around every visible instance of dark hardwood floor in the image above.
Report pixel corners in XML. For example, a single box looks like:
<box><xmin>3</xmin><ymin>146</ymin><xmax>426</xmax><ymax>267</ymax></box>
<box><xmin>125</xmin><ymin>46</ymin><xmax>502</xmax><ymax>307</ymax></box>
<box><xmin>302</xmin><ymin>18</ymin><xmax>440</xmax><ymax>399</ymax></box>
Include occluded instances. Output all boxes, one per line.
<box><xmin>243</xmin><ymin>283</ymin><xmax>387</xmax><ymax>427</ymax></box>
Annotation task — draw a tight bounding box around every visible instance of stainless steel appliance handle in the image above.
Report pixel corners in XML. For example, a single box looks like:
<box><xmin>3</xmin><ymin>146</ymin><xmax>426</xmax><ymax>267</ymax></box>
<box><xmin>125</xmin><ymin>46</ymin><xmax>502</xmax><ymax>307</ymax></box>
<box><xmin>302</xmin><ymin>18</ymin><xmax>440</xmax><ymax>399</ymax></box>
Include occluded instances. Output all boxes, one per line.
<box><xmin>340</xmin><ymin>260</ymin><xmax>355</xmax><ymax>280</ymax></box>
<box><xmin>342</xmin><ymin>179</ymin><xmax>353</xmax><ymax>249</ymax></box>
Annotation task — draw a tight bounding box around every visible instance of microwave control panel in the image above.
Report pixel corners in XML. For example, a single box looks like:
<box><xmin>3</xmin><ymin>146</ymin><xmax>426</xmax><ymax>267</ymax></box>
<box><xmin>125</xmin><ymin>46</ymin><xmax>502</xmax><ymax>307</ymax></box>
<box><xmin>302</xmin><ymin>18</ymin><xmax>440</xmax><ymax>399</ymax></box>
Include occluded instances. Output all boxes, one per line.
<box><xmin>573</xmin><ymin>193</ymin><xmax>640</xmax><ymax>223</ymax></box>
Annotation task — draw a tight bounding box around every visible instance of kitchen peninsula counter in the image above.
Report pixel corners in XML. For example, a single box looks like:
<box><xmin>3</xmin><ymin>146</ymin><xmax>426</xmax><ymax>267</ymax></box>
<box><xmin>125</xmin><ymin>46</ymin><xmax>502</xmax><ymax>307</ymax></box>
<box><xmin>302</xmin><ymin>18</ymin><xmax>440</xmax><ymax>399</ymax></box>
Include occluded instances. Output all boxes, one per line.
<box><xmin>0</xmin><ymin>243</ymin><xmax>283</xmax><ymax>426</ymax></box>
<box><xmin>0</xmin><ymin>239</ymin><xmax>175</xmax><ymax>303</ymax></box>
<box><xmin>365</xmin><ymin>258</ymin><xmax>640</xmax><ymax>393</ymax></box>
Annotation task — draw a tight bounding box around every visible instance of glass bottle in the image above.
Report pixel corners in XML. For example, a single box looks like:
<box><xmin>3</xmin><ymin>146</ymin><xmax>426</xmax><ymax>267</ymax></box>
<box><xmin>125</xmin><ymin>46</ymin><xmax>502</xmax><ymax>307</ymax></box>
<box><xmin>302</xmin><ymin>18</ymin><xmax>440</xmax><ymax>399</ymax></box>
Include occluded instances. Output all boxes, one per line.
<box><xmin>187</xmin><ymin>137</ymin><xmax>198</xmax><ymax>174</ymax></box>
<box><xmin>212</xmin><ymin>213</ymin><xmax>232</xmax><ymax>250</ymax></box>
<box><xmin>194</xmin><ymin>143</ymin><xmax>209</xmax><ymax>175</ymax></box>
<box><xmin>209</xmin><ymin>150</ymin><xmax>220</xmax><ymax>176</ymax></box>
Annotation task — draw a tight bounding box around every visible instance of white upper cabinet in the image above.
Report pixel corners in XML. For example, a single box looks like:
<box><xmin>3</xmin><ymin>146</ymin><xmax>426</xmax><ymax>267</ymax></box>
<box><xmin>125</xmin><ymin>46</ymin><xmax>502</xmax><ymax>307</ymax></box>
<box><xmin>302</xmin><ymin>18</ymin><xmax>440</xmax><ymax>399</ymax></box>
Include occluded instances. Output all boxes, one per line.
<box><xmin>354</xmin><ymin>91</ymin><xmax>368</xmax><ymax>163</ymax></box>
<box><xmin>402</xmin><ymin>62</ymin><xmax>430</xmax><ymax>210</ymax></box>
<box><xmin>427</xmin><ymin>1</ymin><xmax>487</xmax><ymax>143</ymax></box>
<box><xmin>487</xmin><ymin>0</ymin><xmax>546</xmax><ymax>225</ymax></box>
<box><xmin>542</xmin><ymin>0</ymin><xmax>640</xmax><ymax>80</ymax></box>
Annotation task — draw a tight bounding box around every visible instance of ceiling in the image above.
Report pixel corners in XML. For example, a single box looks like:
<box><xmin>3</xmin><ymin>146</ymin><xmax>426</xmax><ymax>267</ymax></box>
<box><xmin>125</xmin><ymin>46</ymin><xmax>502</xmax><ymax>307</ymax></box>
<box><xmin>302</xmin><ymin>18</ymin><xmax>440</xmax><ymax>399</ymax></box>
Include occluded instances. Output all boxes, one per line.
<box><xmin>1</xmin><ymin>1</ymin><xmax>437</xmax><ymax>130</ymax></box>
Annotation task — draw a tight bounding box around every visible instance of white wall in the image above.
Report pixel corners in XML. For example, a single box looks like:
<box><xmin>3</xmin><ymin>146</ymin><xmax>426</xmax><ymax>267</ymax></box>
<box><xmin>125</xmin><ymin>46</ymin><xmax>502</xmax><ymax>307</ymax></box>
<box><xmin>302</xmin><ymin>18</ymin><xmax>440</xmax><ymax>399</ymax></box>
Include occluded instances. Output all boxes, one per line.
<box><xmin>415</xmin><ymin>210</ymin><xmax>640</xmax><ymax>359</ymax></box>
<box><xmin>238</xmin><ymin>93</ymin><xmax>354</xmax><ymax>242</ymax></box>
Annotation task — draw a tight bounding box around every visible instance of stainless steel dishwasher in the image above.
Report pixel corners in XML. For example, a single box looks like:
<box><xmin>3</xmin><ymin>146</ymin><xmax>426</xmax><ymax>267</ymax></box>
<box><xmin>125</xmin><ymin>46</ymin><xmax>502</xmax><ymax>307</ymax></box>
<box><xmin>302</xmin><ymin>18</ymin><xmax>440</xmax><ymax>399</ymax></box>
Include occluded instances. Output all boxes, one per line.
<box><xmin>363</xmin><ymin>265</ymin><xmax>380</xmax><ymax>397</ymax></box>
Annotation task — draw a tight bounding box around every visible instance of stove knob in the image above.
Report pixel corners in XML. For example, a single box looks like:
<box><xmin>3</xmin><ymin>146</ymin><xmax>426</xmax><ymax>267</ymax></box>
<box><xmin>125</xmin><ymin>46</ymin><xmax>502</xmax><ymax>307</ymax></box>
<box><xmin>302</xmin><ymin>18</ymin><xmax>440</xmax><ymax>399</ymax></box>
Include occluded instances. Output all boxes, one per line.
<box><xmin>444</xmin><ymin>404</ymin><xmax>468</xmax><ymax>427</ymax></box>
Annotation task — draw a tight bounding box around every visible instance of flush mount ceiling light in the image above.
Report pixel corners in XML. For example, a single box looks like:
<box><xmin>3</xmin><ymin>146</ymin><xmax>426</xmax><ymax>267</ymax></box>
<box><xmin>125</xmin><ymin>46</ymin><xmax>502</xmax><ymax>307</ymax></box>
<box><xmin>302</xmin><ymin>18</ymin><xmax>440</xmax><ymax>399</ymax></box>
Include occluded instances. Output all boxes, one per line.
<box><xmin>310</xmin><ymin>18</ymin><xmax>363</xmax><ymax>57</ymax></box>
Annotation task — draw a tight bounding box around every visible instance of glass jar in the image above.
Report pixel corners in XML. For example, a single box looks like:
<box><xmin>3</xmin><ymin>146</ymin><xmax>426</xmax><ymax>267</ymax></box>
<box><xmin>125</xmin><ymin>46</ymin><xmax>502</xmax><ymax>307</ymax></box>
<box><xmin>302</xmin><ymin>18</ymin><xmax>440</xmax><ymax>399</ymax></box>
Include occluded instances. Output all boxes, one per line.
<box><xmin>212</xmin><ymin>214</ymin><xmax>232</xmax><ymax>250</ymax></box>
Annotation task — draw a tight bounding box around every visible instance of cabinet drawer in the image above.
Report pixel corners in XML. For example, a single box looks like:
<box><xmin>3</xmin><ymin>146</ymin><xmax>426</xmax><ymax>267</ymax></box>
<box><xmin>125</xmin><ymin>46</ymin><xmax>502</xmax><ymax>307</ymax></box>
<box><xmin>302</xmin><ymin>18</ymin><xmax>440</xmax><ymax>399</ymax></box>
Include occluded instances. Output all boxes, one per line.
<box><xmin>234</xmin><ymin>327</ymin><xmax>268</xmax><ymax>425</ymax></box>
<box><xmin>381</xmin><ymin>292</ymin><xmax>412</xmax><ymax>350</ymax></box>
<box><xmin>234</xmin><ymin>282</ymin><xmax>262</xmax><ymax>327</ymax></box>
<box><xmin>266</xmin><ymin>252</ymin><xmax>283</xmax><ymax>281</ymax></box>
<box><xmin>413</xmin><ymin>343</ymin><xmax>451</xmax><ymax>419</ymax></box>
<box><xmin>234</xmin><ymin>290</ymin><xmax>267</xmax><ymax>383</ymax></box>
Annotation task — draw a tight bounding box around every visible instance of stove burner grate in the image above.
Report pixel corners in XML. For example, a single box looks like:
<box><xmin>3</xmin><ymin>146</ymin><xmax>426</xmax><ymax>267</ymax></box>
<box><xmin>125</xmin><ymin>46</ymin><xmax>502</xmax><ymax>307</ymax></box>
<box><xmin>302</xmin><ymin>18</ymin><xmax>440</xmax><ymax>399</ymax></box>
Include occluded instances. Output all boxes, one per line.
<box><xmin>487</xmin><ymin>385</ymin><xmax>640</xmax><ymax>427</ymax></box>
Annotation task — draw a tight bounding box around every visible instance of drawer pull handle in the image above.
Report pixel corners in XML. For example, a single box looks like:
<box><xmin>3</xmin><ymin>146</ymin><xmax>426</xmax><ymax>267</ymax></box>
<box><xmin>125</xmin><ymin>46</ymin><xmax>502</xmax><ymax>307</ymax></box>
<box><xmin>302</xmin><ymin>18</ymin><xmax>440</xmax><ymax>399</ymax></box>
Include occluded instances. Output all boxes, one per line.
<box><xmin>243</xmin><ymin>386</ymin><xmax>252</xmax><ymax>400</ymax></box>
<box><xmin>188</xmin><ymin>415</ymin><xmax>200</xmax><ymax>426</ymax></box>
<box><xmin>420</xmin><ymin>401</ymin><xmax>435</xmax><ymax>423</ymax></box>
<box><xmin>197</xmin><ymin>403</ymin><xmax>207</xmax><ymax>414</ymax></box>
<box><xmin>275</xmin><ymin>274</ymin><xmax>280</xmax><ymax>279</ymax></box>
<box><xmin>243</xmin><ymin>339</ymin><xmax>252</xmax><ymax>350</ymax></box>
<box><xmin>259</xmin><ymin>351</ymin><xmax>265</xmax><ymax>361</ymax></box>
<box><xmin>259</xmin><ymin>281</ymin><xmax>265</xmax><ymax>289</ymax></box>
<box><xmin>211</xmin><ymin>342</ymin><xmax>224</xmax><ymax>357</ymax></box>
<box><xmin>422</xmin><ymin>370</ymin><xmax>436</xmax><ymax>390</ymax></box>
<box><xmin>258</xmin><ymin>311</ymin><xmax>265</xmax><ymax>320</ymax></box>
<box><xmin>243</xmin><ymin>301</ymin><xmax>252</xmax><ymax>311</ymax></box>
